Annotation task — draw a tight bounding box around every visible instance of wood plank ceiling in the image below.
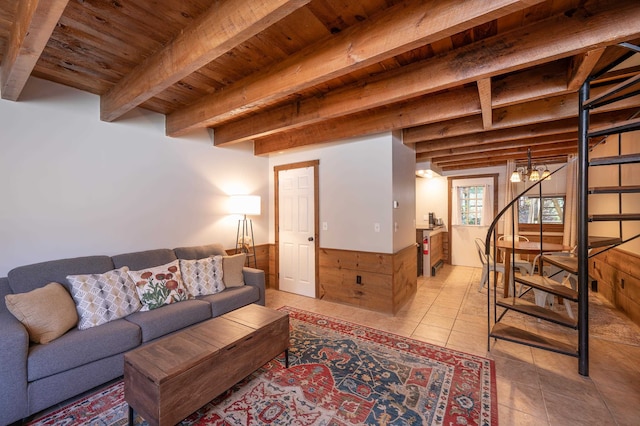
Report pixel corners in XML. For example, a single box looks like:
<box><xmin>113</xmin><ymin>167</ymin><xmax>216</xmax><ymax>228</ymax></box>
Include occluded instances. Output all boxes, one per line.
<box><xmin>1</xmin><ymin>0</ymin><xmax>639</xmax><ymax>172</ymax></box>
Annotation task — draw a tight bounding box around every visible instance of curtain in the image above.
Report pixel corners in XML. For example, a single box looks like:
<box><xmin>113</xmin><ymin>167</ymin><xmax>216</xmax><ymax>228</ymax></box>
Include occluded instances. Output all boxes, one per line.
<box><xmin>451</xmin><ymin>185</ymin><xmax>461</xmax><ymax>225</ymax></box>
<box><xmin>482</xmin><ymin>184</ymin><xmax>493</xmax><ymax>226</ymax></box>
<box><xmin>504</xmin><ymin>160</ymin><xmax>518</xmax><ymax>236</ymax></box>
<box><xmin>563</xmin><ymin>155</ymin><xmax>578</xmax><ymax>248</ymax></box>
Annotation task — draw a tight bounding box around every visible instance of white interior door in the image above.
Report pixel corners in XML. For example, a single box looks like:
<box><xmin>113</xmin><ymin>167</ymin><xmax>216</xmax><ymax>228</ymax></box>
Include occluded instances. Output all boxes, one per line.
<box><xmin>278</xmin><ymin>167</ymin><xmax>316</xmax><ymax>297</ymax></box>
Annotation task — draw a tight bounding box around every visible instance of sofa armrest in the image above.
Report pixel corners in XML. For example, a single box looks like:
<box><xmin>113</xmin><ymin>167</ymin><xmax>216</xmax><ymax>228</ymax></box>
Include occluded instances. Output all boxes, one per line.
<box><xmin>0</xmin><ymin>311</ymin><xmax>29</xmax><ymax>425</ymax></box>
<box><xmin>242</xmin><ymin>267</ymin><xmax>265</xmax><ymax>306</ymax></box>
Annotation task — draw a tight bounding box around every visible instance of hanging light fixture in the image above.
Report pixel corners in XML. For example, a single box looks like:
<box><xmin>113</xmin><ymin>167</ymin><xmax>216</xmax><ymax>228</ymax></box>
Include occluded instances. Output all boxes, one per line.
<box><xmin>510</xmin><ymin>148</ymin><xmax>551</xmax><ymax>183</ymax></box>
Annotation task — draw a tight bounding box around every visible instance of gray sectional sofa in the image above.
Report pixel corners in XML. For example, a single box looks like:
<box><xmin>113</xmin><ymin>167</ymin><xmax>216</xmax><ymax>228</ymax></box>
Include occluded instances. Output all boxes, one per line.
<box><xmin>0</xmin><ymin>243</ymin><xmax>265</xmax><ymax>425</ymax></box>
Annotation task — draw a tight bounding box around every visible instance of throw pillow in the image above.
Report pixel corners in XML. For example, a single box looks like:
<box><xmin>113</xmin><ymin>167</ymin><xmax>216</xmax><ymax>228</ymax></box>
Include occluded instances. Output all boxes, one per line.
<box><xmin>66</xmin><ymin>266</ymin><xmax>142</xmax><ymax>330</ymax></box>
<box><xmin>128</xmin><ymin>260</ymin><xmax>190</xmax><ymax>311</ymax></box>
<box><xmin>223</xmin><ymin>253</ymin><xmax>246</xmax><ymax>287</ymax></box>
<box><xmin>5</xmin><ymin>282</ymin><xmax>78</xmax><ymax>344</ymax></box>
<box><xmin>179</xmin><ymin>255</ymin><xmax>225</xmax><ymax>297</ymax></box>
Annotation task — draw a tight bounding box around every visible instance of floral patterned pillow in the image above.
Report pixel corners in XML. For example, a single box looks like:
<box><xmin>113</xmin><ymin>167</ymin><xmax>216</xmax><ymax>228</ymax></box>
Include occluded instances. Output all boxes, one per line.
<box><xmin>128</xmin><ymin>260</ymin><xmax>190</xmax><ymax>311</ymax></box>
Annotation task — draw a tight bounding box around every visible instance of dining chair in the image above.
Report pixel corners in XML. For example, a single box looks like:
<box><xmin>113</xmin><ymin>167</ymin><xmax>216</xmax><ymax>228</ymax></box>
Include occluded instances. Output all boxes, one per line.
<box><xmin>530</xmin><ymin>246</ymin><xmax>578</xmax><ymax>318</ymax></box>
<box><xmin>475</xmin><ymin>238</ymin><xmax>506</xmax><ymax>292</ymax></box>
<box><xmin>497</xmin><ymin>235</ymin><xmax>534</xmax><ymax>276</ymax></box>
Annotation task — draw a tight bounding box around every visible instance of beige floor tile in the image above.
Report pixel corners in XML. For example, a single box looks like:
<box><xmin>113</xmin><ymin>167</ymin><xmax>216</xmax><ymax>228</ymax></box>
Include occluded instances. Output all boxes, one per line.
<box><xmin>498</xmin><ymin>405</ymin><xmax>549</xmax><ymax>426</ymax></box>
<box><xmin>543</xmin><ymin>390</ymin><xmax>615</xmax><ymax>426</ymax></box>
<box><xmin>420</xmin><ymin>312</ymin><xmax>456</xmax><ymax>330</ymax></box>
<box><xmin>597</xmin><ymin>383</ymin><xmax>640</xmax><ymax>426</ymax></box>
<box><xmin>426</xmin><ymin>304</ymin><xmax>460</xmax><ymax>318</ymax></box>
<box><xmin>411</xmin><ymin>323</ymin><xmax>451</xmax><ymax>346</ymax></box>
<box><xmin>492</xmin><ymin>355</ymin><xmax>539</xmax><ymax>384</ymax></box>
<box><xmin>452</xmin><ymin>317</ymin><xmax>489</xmax><ymax>337</ymax></box>
<box><xmin>496</xmin><ymin>379</ymin><xmax>546</xmax><ymax>418</ymax></box>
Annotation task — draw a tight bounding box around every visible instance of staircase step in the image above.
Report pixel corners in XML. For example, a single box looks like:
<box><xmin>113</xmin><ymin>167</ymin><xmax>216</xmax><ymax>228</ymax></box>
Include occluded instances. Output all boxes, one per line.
<box><xmin>496</xmin><ymin>298</ymin><xmax>578</xmax><ymax>329</ymax></box>
<box><xmin>542</xmin><ymin>254</ymin><xmax>577</xmax><ymax>274</ymax></box>
<box><xmin>589</xmin><ymin>153</ymin><xmax>640</xmax><ymax>166</ymax></box>
<box><xmin>588</xmin><ymin>117</ymin><xmax>640</xmax><ymax>138</ymax></box>
<box><xmin>584</xmin><ymin>75</ymin><xmax>640</xmax><ymax>109</ymax></box>
<box><xmin>490</xmin><ymin>323</ymin><xmax>578</xmax><ymax>357</ymax></box>
<box><xmin>515</xmin><ymin>274</ymin><xmax>578</xmax><ymax>301</ymax></box>
<box><xmin>589</xmin><ymin>213</ymin><xmax>640</xmax><ymax>222</ymax></box>
<box><xmin>589</xmin><ymin>185</ymin><xmax>640</xmax><ymax>194</ymax></box>
<box><xmin>588</xmin><ymin>235</ymin><xmax>622</xmax><ymax>248</ymax></box>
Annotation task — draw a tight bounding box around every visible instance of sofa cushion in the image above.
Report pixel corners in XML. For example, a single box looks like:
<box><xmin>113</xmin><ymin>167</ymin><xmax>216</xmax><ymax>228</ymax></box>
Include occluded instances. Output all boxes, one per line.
<box><xmin>179</xmin><ymin>256</ymin><xmax>225</xmax><ymax>297</ymax></box>
<box><xmin>66</xmin><ymin>267</ymin><xmax>142</xmax><ymax>330</ymax></box>
<box><xmin>111</xmin><ymin>248</ymin><xmax>177</xmax><ymax>271</ymax></box>
<box><xmin>222</xmin><ymin>254</ymin><xmax>246</xmax><ymax>287</ymax></box>
<box><xmin>27</xmin><ymin>318</ymin><xmax>140</xmax><ymax>381</ymax></box>
<box><xmin>201</xmin><ymin>286</ymin><xmax>259</xmax><ymax>317</ymax></box>
<box><xmin>174</xmin><ymin>243</ymin><xmax>226</xmax><ymax>260</ymax></box>
<box><xmin>5</xmin><ymin>282</ymin><xmax>78</xmax><ymax>344</ymax></box>
<box><xmin>128</xmin><ymin>260</ymin><xmax>190</xmax><ymax>311</ymax></box>
<box><xmin>7</xmin><ymin>256</ymin><xmax>114</xmax><ymax>294</ymax></box>
<box><xmin>124</xmin><ymin>299</ymin><xmax>211</xmax><ymax>342</ymax></box>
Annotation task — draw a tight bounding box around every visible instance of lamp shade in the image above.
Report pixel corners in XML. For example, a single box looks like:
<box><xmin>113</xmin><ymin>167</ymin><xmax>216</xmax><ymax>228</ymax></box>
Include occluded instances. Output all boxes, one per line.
<box><xmin>229</xmin><ymin>195</ymin><xmax>261</xmax><ymax>215</ymax></box>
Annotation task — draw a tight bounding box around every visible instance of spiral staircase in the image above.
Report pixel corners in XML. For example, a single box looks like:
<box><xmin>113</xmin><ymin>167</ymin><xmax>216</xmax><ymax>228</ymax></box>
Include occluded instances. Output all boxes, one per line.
<box><xmin>483</xmin><ymin>42</ymin><xmax>640</xmax><ymax>376</ymax></box>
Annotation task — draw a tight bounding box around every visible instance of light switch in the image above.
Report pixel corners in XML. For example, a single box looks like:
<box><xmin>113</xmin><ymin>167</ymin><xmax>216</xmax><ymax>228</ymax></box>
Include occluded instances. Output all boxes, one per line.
<box><xmin>322</xmin><ymin>222</ymin><xmax>328</xmax><ymax>231</ymax></box>
<box><xmin>374</xmin><ymin>223</ymin><xmax>380</xmax><ymax>232</ymax></box>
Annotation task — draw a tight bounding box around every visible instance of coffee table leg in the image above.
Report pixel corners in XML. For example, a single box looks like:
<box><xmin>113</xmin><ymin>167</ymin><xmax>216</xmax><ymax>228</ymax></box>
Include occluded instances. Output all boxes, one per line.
<box><xmin>128</xmin><ymin>404</ymin><xmax>134</xmax><ymax>426</ymax></box>
<box><xmin>285</xmin><ymin>349</ymin><xmax>289</xmax><ymax>368</ymax></box>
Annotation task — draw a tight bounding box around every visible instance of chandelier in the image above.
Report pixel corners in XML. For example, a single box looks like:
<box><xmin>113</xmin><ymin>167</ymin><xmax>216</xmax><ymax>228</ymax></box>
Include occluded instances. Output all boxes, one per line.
<box><xmin>510</xmin><ymin>148</ymin><xmax>551</xmax><ymax>183</ymax></box>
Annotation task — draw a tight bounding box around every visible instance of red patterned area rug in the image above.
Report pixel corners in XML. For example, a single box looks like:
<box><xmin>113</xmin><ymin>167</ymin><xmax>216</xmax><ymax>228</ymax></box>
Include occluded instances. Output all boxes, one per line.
<box><xmin>28</xmin><ymin>306</ymin><xmax>497</xmax><ymax>426</ymax></box>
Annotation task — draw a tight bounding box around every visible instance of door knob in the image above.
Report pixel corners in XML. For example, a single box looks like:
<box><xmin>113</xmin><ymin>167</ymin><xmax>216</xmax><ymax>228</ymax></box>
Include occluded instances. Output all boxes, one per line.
<box><xmin>308</xmin><ymin>237</ymin><xmax>314</xmax><ymax>241</ymax></box>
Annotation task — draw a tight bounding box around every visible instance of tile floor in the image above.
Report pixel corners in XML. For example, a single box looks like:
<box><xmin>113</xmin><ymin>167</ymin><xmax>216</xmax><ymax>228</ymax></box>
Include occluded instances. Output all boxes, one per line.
<box><xmin>266</xmin><ymin>264</ymin><xmax>640</xmax><ymax>426</ymax></box>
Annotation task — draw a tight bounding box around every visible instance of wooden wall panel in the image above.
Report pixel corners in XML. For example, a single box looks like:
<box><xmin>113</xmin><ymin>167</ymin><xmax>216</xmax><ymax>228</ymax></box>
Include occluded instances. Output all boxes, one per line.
<box><xmin>590</xmin><ymin>248</ymin><xmax>640</xmax><ymax>327</ymax></box>
<box><xmin>392</xmin><ymin>245</ymin><xmax>418</xmax><ymax>311</ymax></box>
<box><xmin>318</xmin><ymin>245</ymin><xmax>416</xmax><ymax>314</ymax></box>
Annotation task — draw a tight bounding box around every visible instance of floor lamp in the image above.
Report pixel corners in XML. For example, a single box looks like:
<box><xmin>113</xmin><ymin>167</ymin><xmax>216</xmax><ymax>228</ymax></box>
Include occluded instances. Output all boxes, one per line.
<box><xmin>229</xmin><ymin>195</ymin><xmax>260</xmax><ymax>268</ymax></box>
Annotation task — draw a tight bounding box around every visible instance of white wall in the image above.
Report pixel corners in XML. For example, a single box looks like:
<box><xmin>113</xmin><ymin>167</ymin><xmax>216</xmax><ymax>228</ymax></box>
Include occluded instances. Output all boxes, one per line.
<box><xmin>268</xmin><ymin>132</ymin><xmax>414</xmax><ymax>254</ymax></box>
<box><xmin>590</xmin><ymin>132</ymin><xmax>640</xmax><ymax>254</ymax></box>
<box><xmin>416</xmin><ymin>175</ymin><xmax>448</xmax><ymax>228</ymax></box>
<box><xmin>392</xmin><ymin>130</ymin><xmax>417</xmax><ymax>252</ymax></box>
<box><xmin>0</xmin><ymin>78</ymin><xmax>269</xmax><ymax>276</ymax></box>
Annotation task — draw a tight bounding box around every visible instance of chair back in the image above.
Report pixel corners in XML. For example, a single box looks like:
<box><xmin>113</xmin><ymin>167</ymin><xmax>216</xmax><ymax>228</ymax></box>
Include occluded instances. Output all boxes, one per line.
<box><xmin>475</xmin><ymin>238</ymin><xmax>488</xmax><ymax>266</ymax></box>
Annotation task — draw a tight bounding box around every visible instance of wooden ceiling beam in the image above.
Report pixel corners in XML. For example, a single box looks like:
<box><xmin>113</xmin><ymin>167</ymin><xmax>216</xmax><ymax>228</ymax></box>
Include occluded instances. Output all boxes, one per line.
<box><xmin>0</xmin><ymin>0</ymin><xmax>68</xmax><ymax>101</ymax></box>
<box><xmin>477</xmin><ymin>78</ymin><xmax>493</xmax><ymax>129</ymax></box>
<box><xmin>431</xmin><ymin>145</ymin><xmax>577</xmax><ymax>168</ymax></box>
<box><xmin>167</xmin><ymin>0</ymin><xmax>547</xmax><ymax>136</ymax></box>
<box><xmin>419</xmin><ymin>132</ymin><xmax>577</xmax><ymax>159</ymax></box>
<box><xmin>428</xmin><ymin>141</ymin><xmax>576</xmax><ymax>164</ymax></box>
<box><xmin>253</xmin><ymin>87</ymin><xmax>481</xmax><ymax>155</ymax></box>
<box><xmin>99</xmin><ymin>0</ymin><xmax>311</xmax><ymax>122</ymax></box>
<box><xmin>567</xmin><ymin>48</ymin><xmax>606</xmax><ymax>91</ymax></box>
<box><xmin>219</xmin><ymin>0</ymin><xmax>640</xmax><ymax>148</ymax></box>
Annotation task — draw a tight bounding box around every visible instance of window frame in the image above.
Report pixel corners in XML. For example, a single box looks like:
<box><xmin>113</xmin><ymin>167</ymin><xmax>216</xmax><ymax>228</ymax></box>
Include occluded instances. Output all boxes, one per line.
<box><xmin>517</xmin><ymin>194</ymin><xmax>566</xmax><ymax>232</ymax></box>
<box><xmin>457</xmin><ymin>185</ymin><xmax>486</xmax><ymax>226</ymax></box>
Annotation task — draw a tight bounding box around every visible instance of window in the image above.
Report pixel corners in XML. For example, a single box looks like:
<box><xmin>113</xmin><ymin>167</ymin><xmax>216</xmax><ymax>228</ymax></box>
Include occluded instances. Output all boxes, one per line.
<box><xmin>518</xmin><ymin>195</ymin><xmax>565</xmax><ymax>225</ymax></box>
<box><xmin>458</xmin><ymin>185</ymin><xmax>485</xmax><ymax>226</ymax></box>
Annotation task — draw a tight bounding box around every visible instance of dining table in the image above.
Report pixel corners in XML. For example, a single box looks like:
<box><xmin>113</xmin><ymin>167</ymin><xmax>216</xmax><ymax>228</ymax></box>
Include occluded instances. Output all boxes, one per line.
<box><xmin>494</xmin><ymin>240</ymin><xmax>571</xmax><ymax>297</ymax></box>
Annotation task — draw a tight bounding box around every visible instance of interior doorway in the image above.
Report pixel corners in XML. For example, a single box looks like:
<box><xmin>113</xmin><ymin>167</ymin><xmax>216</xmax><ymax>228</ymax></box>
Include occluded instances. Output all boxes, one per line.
<box><xmin>448</xmin><ymin>174</ymin><xmax>499</xmax><ymax>267</ymax></box>
<box><xmin>274</xmin><ymin>161</ymin><xmax>319</xmax><ymax>297</ymax></box>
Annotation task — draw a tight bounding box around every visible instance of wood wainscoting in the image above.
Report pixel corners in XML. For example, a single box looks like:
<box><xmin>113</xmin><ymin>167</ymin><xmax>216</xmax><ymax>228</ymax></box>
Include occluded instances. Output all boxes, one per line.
<box><xmin>318</xmin><ymin>244</ymin><xmax>417</xmax><ymax>314</ymax></box>
<box><xmin>590</xmin><ymin>248</ymin><xmax>640</xmax><ymax>328</ymax></box>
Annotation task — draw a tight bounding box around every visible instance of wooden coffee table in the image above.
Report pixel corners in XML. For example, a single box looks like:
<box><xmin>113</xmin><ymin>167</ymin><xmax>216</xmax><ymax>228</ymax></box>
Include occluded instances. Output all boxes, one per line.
<box><xmin>124</xmin><ymin>304</ymin><xmax>289</xmax><ymax>426</ymax></box>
